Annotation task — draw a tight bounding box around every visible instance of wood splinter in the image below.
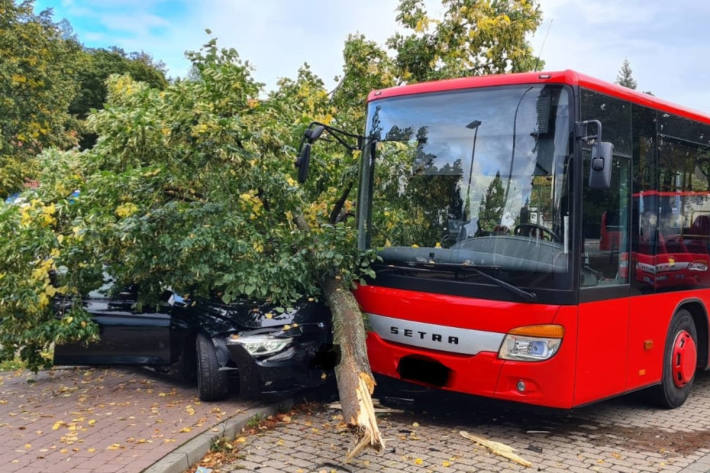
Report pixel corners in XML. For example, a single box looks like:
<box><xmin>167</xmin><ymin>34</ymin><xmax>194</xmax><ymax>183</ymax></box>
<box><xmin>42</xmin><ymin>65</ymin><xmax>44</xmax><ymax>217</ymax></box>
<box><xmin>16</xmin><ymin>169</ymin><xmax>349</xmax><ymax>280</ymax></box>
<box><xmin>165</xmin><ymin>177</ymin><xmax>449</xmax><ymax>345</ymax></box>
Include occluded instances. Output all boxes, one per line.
<box><xmin>460</xmin><ymin>430</ymin><xmax>532</xmax><ymax>467</ymax></box>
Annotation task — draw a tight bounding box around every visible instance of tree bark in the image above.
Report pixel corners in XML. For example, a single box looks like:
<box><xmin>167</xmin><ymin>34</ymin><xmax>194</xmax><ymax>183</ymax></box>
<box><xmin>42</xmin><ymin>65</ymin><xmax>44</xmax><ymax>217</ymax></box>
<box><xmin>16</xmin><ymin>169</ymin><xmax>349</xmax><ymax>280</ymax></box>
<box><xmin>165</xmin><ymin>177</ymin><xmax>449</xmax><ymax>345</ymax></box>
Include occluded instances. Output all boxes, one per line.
<box><xmin>322</xmin><ymin>277</ymin><xmax>384</xmax><ymax>461</ymax></box>
<box><xmin>294</xmin><ymin>214</ymin><xmax>384</xmax><ymax>460</ymax></box>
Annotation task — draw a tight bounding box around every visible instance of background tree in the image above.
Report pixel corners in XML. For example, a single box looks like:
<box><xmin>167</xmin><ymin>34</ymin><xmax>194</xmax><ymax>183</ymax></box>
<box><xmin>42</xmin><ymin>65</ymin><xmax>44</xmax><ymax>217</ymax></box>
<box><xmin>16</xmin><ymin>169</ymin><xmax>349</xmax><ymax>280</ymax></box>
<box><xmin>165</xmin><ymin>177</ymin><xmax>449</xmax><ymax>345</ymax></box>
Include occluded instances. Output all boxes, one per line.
<box><xmin>0</xmin><ymin>0</ymin><xmax>81</xmax><ymax>196</ymax></box>
<box><xmin>388</xmin><ymin>0</ymin><xmax>543</xmax><ymax>82</ymax></box>
<box><xmin>477</xmin><ymin>171</ymin><xmax>505</xmax><ymax>231</ymax></box>
<box><xmin>616</xmin><ymin>58</ymin><xmax>638</xmax><ymax>89</ymax></box>
<box><xmin>70</xmin><ymin>47</ymin><xmax>167</xmax><ymax>148</ymax></box>
<box><xmin>70</xmin><ymin>48</ymin><xmax>167</xmax><ymax>119</ymax></box>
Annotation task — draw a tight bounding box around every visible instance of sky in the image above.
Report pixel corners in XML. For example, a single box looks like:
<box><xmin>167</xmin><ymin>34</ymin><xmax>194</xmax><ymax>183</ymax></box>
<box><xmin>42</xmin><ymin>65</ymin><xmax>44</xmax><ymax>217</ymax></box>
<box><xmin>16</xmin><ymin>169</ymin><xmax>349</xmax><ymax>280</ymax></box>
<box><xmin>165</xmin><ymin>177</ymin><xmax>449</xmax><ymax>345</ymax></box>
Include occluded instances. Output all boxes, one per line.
<box><xmin>35</xmin><ymin>0</ymin><xmax>710</xmax><ymax>114</ymax></box>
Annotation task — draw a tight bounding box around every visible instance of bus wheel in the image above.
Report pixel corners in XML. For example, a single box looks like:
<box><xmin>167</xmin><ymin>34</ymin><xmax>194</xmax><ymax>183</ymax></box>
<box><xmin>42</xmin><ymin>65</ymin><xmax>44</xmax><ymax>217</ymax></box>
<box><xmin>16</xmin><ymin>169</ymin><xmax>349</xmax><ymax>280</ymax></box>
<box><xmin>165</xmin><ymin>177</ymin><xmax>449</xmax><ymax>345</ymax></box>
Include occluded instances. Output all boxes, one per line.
<box><xmin>653</xmin><ymin>309</ymin><xmax>698</xmax><ymax>409</ymax></box>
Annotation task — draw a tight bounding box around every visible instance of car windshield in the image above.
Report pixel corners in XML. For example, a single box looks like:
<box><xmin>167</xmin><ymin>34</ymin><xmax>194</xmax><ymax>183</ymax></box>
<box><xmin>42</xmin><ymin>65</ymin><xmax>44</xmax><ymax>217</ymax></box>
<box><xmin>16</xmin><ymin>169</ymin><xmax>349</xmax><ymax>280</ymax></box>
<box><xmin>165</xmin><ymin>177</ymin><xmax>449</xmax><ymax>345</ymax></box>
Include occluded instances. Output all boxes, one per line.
<box><xmin>358</xmin><ymin>84</ymin><xmax>572</xmax><ymax>289</ymax></box>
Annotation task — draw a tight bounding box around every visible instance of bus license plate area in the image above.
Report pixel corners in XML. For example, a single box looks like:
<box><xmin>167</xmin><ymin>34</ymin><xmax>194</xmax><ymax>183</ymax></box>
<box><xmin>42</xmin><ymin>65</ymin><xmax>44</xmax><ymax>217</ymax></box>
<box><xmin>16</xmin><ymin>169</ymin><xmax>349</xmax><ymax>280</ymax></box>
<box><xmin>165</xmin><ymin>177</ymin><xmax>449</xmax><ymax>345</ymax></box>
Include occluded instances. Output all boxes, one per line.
<box><xmin>397</xmin><ymin>355</ymin><xmax>451</xmax><ymax>387</ymax></box>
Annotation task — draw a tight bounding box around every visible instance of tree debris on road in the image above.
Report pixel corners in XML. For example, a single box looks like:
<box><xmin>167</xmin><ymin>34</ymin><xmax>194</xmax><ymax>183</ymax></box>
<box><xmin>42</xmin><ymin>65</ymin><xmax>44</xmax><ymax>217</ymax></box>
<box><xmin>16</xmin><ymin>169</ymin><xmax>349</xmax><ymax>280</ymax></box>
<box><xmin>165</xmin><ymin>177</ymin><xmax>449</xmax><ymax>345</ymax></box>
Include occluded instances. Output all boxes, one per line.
<box><xmin>460</xmin><ymin>430</ymin><xmax>532</xmax><ymax>467</ymax></box>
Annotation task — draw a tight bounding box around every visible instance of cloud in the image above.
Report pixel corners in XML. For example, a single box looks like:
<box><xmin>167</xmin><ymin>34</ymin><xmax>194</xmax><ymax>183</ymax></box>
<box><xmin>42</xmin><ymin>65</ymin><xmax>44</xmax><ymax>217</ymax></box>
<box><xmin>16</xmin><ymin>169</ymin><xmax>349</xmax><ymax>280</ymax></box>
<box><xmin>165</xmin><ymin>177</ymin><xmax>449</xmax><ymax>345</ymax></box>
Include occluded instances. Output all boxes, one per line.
<box><xmin>534</xmin><ymin>0</ymin><xmax>710</xmax><ymax>113</ymax></box>
<box><xmin>38</xmin><ymin>0</ymin><xmax>710</xmax><ymax>114</ymax></box>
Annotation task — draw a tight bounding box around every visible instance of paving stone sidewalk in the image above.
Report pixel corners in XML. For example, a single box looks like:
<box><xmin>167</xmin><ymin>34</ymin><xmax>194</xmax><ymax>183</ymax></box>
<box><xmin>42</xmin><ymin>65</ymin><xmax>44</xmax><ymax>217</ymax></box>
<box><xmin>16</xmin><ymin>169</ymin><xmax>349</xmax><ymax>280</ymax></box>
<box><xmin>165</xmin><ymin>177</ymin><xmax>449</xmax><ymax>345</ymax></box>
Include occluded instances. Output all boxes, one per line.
<box><xmin>0</xmin><ymin>366</ymin><xmax>253</xmax><ymax>473</ymax></box>
<box><xmin>227</xmin><ymin>373</ymin><xmax>710</xmax><ymax>473</ymax></box>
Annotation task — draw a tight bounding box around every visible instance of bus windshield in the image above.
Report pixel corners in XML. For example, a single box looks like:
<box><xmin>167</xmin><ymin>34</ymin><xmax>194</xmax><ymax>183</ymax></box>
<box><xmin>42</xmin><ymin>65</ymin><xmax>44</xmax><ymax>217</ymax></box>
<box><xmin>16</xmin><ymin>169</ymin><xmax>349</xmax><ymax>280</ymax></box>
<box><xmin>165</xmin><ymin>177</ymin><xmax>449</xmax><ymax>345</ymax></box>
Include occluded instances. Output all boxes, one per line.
<box><xmin>358</xmin><ymin>84</ymin><xmax>573</xmax><ymax>289</ymax></box>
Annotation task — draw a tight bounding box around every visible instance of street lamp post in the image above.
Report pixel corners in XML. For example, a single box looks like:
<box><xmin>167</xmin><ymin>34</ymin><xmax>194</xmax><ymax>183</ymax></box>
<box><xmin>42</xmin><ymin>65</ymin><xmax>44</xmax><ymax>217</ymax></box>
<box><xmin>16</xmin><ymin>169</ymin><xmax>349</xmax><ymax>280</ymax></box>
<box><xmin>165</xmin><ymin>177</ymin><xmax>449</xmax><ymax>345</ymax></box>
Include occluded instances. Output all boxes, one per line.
<box><xmin>505</xmin><ymin>86</ymin><xmax>534</xmax><ymax>205</ymax></box>
<box><xmin>462</xmin><ymin>119</ymin><xmax>482</xmax><ymax>238</ymax></box>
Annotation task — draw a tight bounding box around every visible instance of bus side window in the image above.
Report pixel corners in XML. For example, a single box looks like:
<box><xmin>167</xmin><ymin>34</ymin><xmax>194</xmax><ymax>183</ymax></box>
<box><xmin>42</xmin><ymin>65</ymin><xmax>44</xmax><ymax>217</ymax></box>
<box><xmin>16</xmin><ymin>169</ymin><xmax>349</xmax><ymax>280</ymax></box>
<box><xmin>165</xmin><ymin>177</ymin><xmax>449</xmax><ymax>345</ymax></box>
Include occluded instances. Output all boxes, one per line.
<box><xmin>582</xmin><ymin>157</ymin><xmax>631</xmax><ymax>287</ymax></box>
<box><xmin>580</xmin><ymin>90</ymin><xmax>631</xmax><ymax>288</ymax></box>
<box><xmin>630</xmin><ymin>104</ymin><xmax>657</xmax><ymax>292</ymax></box>
<box><xmin>656</xmin><ymin>114</ymin><xmax>710</xmax><ymax>289</ymax></box>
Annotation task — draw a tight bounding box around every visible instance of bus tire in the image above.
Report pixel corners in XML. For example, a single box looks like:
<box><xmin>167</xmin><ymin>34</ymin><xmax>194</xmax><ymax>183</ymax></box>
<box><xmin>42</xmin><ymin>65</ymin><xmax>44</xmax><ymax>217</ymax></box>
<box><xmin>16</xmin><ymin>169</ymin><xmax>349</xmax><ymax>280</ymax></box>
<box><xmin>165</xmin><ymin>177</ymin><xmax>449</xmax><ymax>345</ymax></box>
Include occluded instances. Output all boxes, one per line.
<box><xmin>196</xmin><ymin>334</ymin><xmax>230</xmax><ymax>401</ymax></box>
<box><xmin>652</xmin><ymin>309</ymin><xmax>698</xmax><ymax>409</ymax></box>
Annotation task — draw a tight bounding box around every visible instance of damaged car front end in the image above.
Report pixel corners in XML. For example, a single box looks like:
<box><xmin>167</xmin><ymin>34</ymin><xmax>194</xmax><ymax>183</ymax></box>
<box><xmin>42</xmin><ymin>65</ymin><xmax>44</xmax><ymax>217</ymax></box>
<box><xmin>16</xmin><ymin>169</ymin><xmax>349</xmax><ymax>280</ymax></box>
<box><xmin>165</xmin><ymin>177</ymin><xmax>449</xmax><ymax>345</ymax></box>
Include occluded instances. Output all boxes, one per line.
<box><xmin>54</xmin><ymin>287</ymin><xmax>335</xmax><ymax>401</ymax></box>
<box><xmin>193</xmin><ymin>299</ymin><xmax>336</xmax><ymax>397</ymax></box>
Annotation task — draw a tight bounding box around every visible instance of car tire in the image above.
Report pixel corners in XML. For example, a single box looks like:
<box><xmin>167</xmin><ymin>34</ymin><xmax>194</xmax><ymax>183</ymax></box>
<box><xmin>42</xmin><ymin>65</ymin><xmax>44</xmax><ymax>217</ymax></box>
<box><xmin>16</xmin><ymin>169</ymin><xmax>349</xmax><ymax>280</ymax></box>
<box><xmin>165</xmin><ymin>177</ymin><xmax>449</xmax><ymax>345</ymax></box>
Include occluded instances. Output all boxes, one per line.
<box><xmin>196</xmin><ymin>334</ymin><xmax>230</xmax><ymax>401</ymax></box>
<box><xmin>651</xmin><ymin>309</ymin><xmax>698</xmax><ymax>409</ymax></box>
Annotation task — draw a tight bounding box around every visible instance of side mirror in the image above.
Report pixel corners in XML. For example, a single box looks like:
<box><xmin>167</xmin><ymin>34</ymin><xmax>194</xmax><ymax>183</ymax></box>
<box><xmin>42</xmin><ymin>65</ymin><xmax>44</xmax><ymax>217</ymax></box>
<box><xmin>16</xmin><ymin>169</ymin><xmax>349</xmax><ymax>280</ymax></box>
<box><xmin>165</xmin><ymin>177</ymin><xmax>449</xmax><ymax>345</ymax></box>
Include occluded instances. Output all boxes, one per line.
<box><xmin>294</xmin><ymin>125</ymin><xmax>324</xmax><ymax>184</ymax></box>
<box><xmin>295</xmin><ymin>142</ymin><xmax>311</xmax><ymax>183</ymax></box>
<box><xmin>589</xmin><ymin>141</ymin><xmax>614</xmax><ymax>189</ymax></box>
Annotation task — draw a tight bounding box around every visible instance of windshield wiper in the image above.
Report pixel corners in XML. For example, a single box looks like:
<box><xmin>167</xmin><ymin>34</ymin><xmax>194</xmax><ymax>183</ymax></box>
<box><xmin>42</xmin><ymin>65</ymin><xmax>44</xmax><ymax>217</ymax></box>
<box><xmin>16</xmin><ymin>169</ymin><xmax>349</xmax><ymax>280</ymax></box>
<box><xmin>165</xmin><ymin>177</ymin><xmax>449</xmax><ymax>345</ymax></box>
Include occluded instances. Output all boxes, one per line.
<box><xmin>452</xmin><ymin>264</ymin><xmax>537</xmax><ymax>302</ymax></box>
<box><xmin>378</xmin><ymin>261</ymin><xmax>536</xmax><ymax>302</ymax></box>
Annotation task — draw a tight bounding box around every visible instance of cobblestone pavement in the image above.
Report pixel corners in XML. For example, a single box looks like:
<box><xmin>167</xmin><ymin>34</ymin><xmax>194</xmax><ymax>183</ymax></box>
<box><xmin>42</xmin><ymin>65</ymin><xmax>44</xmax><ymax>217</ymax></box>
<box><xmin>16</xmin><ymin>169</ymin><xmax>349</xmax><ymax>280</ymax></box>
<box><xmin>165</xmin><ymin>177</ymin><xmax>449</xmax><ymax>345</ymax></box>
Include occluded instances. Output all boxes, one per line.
<box><xmin>0</xmin><ymin>366</ymin><xmax>253</xmax><ymax>473</ymax></box>
<box><xmin>227</xmin><ymin>372</ymin><xmax>710</xmax><ymax>473</ymax></box>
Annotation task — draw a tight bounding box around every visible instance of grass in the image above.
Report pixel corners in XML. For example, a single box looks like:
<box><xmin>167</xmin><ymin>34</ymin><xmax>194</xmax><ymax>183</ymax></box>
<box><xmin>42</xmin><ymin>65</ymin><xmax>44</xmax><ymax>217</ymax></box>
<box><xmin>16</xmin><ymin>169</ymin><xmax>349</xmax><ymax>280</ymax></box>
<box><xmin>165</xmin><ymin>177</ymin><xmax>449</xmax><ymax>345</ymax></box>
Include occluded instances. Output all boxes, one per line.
<box><xmin>245</xmin><ymin>414</ymin><xmax>264</xmax><ymax>429</ymax></box>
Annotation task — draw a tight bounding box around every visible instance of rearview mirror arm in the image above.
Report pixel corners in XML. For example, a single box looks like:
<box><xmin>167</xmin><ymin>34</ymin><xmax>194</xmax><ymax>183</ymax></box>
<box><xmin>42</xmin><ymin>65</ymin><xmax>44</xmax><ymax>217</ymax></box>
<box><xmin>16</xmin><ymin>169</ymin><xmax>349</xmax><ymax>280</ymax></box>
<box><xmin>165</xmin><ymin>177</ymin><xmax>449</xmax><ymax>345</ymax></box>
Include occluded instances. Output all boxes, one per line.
<box><xmin>304</xmin><ymin>121</ymin><xmax>364</xmax><ymax>151</ymax></box>
<box><xmin>575</xmin><ymin>119</ymin><xmax>603</xmax><ymax>144</ymax></box>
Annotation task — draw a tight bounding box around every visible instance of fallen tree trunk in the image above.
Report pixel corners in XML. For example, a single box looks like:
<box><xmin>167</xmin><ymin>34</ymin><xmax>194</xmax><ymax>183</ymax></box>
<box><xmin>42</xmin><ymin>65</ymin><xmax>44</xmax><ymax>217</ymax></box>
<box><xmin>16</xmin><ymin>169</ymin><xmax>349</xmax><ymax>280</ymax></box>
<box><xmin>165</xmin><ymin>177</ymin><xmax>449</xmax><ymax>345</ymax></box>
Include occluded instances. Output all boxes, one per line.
<box><xmin>295</xmin><ymin>215</ymin><xmax>384</xmax><ymax>460</ymax></box>
<box><xmin>321</xmin><ymin>277</ymin><xmax>384</xmax><ymax>461</ymax></box>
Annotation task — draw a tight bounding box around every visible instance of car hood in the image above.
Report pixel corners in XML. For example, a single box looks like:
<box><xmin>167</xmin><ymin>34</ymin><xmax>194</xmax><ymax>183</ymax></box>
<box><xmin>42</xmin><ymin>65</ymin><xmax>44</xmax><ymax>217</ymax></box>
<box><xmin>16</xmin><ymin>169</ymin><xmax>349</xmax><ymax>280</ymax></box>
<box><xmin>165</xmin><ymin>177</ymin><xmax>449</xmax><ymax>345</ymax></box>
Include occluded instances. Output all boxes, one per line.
<box><xmin>190</xmin><ymin>299</ymin><xmax>331</xmax><ymax>333</ymax></box>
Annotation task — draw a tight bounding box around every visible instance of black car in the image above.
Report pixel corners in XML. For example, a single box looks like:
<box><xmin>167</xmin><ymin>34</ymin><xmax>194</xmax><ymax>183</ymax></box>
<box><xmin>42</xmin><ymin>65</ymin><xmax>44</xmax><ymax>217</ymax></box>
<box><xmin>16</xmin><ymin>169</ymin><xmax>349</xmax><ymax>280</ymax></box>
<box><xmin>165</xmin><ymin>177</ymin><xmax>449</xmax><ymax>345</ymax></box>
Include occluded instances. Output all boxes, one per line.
<box><xmin>54</xmin><ymin>285</ymin><xmax>334</xmax><ymax>401</ymax></box>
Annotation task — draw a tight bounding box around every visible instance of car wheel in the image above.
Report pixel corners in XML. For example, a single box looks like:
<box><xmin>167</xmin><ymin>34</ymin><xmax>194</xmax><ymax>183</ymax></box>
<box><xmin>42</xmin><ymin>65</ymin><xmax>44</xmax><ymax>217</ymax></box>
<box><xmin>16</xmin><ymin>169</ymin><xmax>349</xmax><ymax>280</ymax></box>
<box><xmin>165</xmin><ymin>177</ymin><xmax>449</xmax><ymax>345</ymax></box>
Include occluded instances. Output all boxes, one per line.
<box><xmin>652</xmin><ymin>309</ymin><xmax>698</xmax><ymax>408</ymax></box>
<box><xmin>196</xmin><ymin>334</ymin><xmax>230</xmax><ymax>401</ymax></box>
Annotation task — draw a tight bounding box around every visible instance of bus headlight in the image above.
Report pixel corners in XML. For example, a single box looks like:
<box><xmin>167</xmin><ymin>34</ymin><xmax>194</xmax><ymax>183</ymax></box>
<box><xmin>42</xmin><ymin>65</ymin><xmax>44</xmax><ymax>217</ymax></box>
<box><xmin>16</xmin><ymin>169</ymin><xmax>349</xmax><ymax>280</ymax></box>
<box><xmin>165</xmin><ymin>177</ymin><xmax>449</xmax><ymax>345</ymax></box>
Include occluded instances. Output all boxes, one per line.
<box><xmin>498</xmin><ymin>325</ymin><xmax>564</xmax><ymax>361</ymax></box>
<box><xmin>228</xmin><ymin>334</ymin><xmax>293</xmax><ymax>357</ymax></box>
<box><xmin>689</xmin><ymin>261</ymin><xmax>708</xmax><ymax>272</ymax></box>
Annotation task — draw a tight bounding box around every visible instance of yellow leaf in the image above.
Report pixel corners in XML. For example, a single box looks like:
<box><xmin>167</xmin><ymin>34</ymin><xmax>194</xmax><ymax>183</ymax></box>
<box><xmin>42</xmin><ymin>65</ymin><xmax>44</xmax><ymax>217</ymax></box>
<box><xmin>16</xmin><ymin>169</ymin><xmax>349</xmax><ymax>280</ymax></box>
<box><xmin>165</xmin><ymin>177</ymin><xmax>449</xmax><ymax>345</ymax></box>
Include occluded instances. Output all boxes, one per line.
<box><xmin>179</xmin><ymin>427</ymin><xmax>192</xmax><ymax>433</ymax></box>
<box><xmin>52</xmin><ymin>421</ymin><xmax>65</xmax><ymax>430</ymax></box>
<box><xmin>415</xmin><ymin>458</ymin><xmax>423</xmax><ymax>465</ymax></box>
<box><xmin>87</xmin><ymin>448</ymin><xmax>96</xmax><ymax>453</ymax></box>
<box><xmin>88</xmin><ymin>419</ymin><xmax>96</xmax><ymax>426</ymax></box>
<box><xmin>24</xmin><ymin>443</ymin><xmax>31</xmax><ymax>449</ymax></box>
<box><xmin>107</xmin><ymin>443</ymin><xmax>121</xmax><ymax>450</ymax></box>
<box><xmin>442</xmin><ymin>460</ymin><xmax>452</xmax><ymax>467</ymax></box>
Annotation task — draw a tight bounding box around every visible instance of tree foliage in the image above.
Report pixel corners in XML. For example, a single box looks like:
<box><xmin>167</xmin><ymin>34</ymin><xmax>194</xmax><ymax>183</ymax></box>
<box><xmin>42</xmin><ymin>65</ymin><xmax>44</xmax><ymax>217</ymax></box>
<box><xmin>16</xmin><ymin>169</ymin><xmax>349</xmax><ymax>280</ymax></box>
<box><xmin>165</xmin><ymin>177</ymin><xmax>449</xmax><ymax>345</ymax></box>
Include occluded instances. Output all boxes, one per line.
<box><xmin>0</xmin><ymin>0</ymin><xmax>81</xmax><ymax>195</ymax></box>
<box><xmin>388</xmin><ymin>0</ymin><xmax>543</xmax><ymax>82</ymax></box>
<box><xmin>70</xmin><ymin>47</ymin><xmax>167</xmax><ymax>120</ymax></box>
<box><xmin>0</xmin><ymin>1</ymin><xmax>171</xmax><ymax>194</ymax></box>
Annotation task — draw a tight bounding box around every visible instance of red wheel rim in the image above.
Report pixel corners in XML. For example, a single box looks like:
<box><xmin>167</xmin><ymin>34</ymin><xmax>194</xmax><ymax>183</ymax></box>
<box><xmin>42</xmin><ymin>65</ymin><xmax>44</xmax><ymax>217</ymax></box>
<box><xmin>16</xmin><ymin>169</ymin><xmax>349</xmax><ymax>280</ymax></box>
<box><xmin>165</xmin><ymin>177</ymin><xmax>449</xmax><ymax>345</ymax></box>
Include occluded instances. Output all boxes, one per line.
<box><xmin>671</xmin><ymin>330</ymin><xmax>697</xmax><ymax>388</ymax></box>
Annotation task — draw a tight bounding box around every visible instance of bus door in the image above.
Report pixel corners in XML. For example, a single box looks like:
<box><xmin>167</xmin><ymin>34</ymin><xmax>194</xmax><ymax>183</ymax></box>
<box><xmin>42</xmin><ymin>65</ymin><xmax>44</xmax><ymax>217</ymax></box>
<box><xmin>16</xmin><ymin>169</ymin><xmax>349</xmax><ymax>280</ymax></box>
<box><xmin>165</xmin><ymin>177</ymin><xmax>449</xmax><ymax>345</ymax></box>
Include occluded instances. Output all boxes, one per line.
<box><xmin>576</xmin><ymin>150</ymin><xmax>631</xmax><ymax>405</ymax></box>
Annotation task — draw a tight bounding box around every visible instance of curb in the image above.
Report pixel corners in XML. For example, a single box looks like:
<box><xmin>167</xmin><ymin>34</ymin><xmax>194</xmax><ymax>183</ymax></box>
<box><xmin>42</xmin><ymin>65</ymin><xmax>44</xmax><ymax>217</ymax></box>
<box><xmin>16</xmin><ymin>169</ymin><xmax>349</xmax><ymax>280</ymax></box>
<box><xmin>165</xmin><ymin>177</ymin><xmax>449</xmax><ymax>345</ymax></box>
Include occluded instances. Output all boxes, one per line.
<box><xmin>142</xmin><ymin>398</ymin><xmax>294</xmax><ymax>473</ymax></box>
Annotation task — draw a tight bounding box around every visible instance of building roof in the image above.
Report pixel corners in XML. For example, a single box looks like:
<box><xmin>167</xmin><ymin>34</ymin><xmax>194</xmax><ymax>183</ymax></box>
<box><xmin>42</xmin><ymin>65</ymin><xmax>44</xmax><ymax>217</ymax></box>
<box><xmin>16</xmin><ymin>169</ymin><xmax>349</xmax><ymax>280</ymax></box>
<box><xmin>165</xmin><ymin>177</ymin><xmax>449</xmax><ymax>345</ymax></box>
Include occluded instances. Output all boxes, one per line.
<box><xmin>367</xmin><ymin>70</ymin><xmax>710</xmax><ymax>126</ymax></box>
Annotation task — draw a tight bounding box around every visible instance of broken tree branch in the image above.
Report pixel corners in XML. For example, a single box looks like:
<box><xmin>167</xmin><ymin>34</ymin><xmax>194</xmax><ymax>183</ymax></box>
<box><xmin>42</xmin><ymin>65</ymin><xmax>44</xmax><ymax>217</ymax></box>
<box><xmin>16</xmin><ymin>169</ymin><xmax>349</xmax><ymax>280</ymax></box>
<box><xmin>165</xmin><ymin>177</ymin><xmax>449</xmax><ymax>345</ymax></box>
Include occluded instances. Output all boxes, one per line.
<box><xmin>329</xmin><ymin>180</ymin><xmax>354</xmax><ymax>224</ymax></box>
<box><xmin>460</xmin><ymin>430</ymin><xmax>532</xmax><ymax>468</ymax></box>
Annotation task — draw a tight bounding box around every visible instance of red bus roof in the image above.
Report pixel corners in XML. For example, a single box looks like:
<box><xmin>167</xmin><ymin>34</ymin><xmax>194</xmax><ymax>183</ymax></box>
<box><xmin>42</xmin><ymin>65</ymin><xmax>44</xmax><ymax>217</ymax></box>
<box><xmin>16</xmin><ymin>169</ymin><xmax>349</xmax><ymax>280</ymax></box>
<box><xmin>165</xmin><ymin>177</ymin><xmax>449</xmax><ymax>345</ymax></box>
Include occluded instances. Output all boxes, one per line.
<box><xmin>367</xmin><ymin>69</ymin><xmax>710</xmax><ymax>126</ymax></box>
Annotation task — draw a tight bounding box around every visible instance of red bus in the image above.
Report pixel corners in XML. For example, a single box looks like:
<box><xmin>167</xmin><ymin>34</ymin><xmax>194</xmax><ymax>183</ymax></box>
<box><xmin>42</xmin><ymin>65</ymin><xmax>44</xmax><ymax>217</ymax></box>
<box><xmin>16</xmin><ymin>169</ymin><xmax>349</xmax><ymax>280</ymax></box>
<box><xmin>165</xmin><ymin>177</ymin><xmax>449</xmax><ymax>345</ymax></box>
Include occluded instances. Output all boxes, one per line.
<box><xmin>352</xmin><ymin>70</ymin><xmax>710</xmax><ymax>409</ymax></box>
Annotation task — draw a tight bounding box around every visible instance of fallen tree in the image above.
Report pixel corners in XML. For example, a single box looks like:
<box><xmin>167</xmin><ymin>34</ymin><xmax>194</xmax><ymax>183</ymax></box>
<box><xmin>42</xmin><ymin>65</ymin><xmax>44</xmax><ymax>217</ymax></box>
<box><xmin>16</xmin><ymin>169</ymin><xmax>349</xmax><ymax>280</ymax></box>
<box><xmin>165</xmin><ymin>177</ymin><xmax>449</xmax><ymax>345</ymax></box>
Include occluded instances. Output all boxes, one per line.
<box><xmin>0</xmin><ymin>0</ymin><xmax>544</xmax><ymax>459</ymax></box>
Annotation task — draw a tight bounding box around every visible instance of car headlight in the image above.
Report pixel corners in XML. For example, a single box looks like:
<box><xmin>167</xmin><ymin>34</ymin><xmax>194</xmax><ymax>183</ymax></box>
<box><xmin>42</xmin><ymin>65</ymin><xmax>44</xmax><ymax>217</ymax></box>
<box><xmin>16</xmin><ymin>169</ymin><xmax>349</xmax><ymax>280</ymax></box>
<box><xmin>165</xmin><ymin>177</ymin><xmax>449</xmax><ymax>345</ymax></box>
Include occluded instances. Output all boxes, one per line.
<box><xmin>227</xmin><ymin>334</ymin><xmax>293</xmax><ymax>357</ymax></box>
<box><xmin>498</xmin><ymin>324</ymin><xmax>564</xmax><ymax>361</ymax></box>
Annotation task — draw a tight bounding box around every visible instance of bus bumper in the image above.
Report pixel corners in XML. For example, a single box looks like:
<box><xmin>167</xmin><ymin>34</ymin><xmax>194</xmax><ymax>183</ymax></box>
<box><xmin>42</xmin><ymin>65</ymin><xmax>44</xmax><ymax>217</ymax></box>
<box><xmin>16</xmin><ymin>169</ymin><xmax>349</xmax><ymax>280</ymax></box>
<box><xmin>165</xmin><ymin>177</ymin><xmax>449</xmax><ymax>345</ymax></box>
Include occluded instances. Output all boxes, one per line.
<box><xmin>367</xmin><ymin>331</ymin><xmax>575</xmax><ymax>408</ymax></box>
